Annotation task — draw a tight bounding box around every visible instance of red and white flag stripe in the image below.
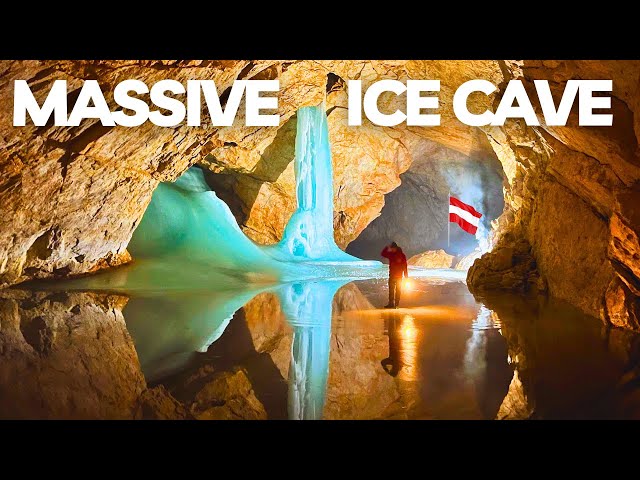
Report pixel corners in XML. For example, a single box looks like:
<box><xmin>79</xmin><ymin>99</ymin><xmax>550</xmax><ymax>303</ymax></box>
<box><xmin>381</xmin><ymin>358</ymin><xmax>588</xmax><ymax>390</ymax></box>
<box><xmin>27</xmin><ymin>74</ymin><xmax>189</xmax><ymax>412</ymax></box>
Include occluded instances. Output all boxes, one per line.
<box><xmin>449</xmin><ymin>196</ymin><xmax>482</xmax><ymax>235</ymax></box>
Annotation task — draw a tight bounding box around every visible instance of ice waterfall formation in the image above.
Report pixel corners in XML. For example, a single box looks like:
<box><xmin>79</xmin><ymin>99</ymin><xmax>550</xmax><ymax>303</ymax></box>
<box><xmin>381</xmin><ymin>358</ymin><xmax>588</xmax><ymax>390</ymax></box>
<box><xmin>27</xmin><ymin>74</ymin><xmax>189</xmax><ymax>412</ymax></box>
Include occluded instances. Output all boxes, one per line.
<box><xmin>264</xmin><ymin>106</ymin><xmax>366</xmax><ymax>263</ymax></box>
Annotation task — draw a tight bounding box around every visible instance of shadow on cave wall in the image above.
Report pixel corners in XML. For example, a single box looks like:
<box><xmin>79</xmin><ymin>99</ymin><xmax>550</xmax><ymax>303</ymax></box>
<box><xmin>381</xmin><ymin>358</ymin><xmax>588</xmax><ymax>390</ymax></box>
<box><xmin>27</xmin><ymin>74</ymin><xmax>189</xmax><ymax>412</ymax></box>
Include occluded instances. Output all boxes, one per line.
<box><xmin>200</xmin><ymin>114</ymin><xmax>297</xmax><ymax>229</ymax></box>
<box><xmin>197</xmin><ymin>73</ymin><xmax>345</xmax><ymax>237</ymax></box>
<box><xmin>347</xmin><ymin>142</ymin><xmax>506</xmax><ymax>260</ymax></box>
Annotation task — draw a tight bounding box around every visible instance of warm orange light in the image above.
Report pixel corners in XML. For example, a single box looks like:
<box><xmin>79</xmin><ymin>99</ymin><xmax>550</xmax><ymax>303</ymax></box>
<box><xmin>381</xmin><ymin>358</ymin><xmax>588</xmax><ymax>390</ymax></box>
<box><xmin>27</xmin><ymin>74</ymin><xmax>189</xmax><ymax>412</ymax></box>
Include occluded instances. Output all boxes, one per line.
<box><xmin>398</xmin><ymin>315</ymin><xmax>418</xmax><ymax>381</ymax></box>
<box><xmin>399</xmin><ymin>314</ymin><xmax>418</xmax><ymax>340</ymax></box>
<box><xmin>400</xmin><ymin>323</ymin><xmax>418</xmax><ymax>340</ymax></box>
<box><xmin>403</xmin><ymin>278</ymin><xmax>413</xmax><ymax>290</ymax></box>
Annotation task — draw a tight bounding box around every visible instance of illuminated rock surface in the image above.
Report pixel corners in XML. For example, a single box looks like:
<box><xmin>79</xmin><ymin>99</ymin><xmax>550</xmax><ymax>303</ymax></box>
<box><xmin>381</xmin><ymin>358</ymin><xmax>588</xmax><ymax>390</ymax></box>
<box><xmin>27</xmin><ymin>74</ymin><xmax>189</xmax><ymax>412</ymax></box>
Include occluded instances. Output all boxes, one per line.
<box><xmin>1</xmin><ymin>59</ymin><xmax>639</xmax><ymax>330</ymax></box>
<box><xmin>468</xmin><ymin>61</ymin><xmax>640</xmax><ymax>329</ymax></box>
<box><xmin>408</xmin><ymin>250</ymin><xmax>455</xmax><ymax>269</ymax></box>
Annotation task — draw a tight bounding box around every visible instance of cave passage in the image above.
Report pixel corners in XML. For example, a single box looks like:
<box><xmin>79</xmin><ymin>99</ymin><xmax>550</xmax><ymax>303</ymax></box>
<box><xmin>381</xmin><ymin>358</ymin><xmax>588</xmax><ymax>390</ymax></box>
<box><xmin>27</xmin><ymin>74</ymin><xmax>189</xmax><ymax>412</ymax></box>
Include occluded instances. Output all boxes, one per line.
<box><xmin>347</xmin><ymin>142</ymin><xmax>505</xmax><ymax>265</ymax></box>
<box><xmin>3</xmin><ymin>60</ymin><xmax>640</xmax><ymax>421</ymax></box>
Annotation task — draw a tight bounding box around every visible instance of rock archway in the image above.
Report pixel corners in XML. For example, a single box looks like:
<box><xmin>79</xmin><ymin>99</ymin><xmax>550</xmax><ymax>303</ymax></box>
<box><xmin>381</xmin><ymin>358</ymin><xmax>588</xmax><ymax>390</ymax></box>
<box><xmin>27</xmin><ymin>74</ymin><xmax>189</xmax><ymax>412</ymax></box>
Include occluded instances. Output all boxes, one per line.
<box><xmin>346</xmin><ymin>139</ymin><xmax>505</xmax><ymax>261</ymax></box>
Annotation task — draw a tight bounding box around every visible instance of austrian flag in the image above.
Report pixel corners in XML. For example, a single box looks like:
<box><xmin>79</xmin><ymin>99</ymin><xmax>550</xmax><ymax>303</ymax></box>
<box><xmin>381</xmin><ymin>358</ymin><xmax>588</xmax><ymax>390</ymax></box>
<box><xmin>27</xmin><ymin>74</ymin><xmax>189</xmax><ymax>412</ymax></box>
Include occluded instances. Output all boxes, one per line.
<box><xmin>449</xmin><ymin>196</ymin><xmax>482</xmax><ymax>235</ymax></box>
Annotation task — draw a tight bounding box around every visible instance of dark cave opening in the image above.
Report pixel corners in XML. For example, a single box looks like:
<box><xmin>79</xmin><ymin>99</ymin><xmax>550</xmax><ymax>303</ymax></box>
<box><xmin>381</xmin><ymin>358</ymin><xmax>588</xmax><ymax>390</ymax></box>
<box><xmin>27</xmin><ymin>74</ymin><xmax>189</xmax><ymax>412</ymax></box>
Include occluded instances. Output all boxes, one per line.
<box><xmin>346</xmin><ymin>141</ymin><xmax>506</xmax><ymax>262</ymax></box>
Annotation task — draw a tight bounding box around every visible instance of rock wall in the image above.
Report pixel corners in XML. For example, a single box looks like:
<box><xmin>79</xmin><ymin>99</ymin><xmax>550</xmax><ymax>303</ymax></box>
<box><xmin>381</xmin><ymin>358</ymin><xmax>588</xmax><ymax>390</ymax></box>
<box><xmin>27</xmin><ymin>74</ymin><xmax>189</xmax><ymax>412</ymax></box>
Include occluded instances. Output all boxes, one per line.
<box><xmin>0</xmin><ymin>289</ymin><xmax>185</xmax><ymax>419</ymax></box>
<box><xmin>469</xmin><ymin>61</ymin><xmax>640</xmax><ymax>330</ymax></box>
<box><xmin>1</xmin><ymin>59</ymin><xmax>639</xmax><ymax>331</ymax></box>
<box><xmin>481</xmin><ymin>292</ymin><xmax>640</xmax><ymax>419</ymax></box>
<box><xmin>0</xmin><ymin>60</ymin><xmax>502</xmax><ymax>286</ymax></box>
<box><xmin>346</xmin><ymin>140</ymin><xmax>505</xmax><ymax>259</ymax></box>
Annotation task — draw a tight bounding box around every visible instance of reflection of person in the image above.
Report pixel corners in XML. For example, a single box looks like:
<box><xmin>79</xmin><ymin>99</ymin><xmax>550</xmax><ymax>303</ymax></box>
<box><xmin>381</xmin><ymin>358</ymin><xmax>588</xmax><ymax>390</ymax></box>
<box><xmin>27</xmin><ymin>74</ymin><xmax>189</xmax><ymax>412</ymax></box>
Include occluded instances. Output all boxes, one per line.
<box><xmin>381</xmin><ymin>316</ymin><xmax>401</xmax><ymax>377</ymax></box>
<box><xmin>381</xmin><ymin>242</ymin><xmax>408</xmax><ymax>308</ymax></box>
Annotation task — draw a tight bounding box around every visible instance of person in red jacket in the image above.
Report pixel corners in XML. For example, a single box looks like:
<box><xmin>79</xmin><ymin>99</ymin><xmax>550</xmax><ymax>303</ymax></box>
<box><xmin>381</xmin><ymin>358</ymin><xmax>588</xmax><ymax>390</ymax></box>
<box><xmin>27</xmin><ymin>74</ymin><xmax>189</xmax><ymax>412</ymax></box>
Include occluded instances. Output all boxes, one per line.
<box><xmin>381</xmin><ymin>241</ymin><xmax>408</xmax><ymax>308</ymax></box>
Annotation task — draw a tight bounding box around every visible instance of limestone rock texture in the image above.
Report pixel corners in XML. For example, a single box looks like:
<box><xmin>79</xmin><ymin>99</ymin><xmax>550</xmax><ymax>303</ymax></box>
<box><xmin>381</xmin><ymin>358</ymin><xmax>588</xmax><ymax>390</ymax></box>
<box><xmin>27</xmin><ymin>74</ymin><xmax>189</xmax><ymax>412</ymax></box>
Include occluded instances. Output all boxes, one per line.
<box><xmin>1</xmin><ymin>60</ymin><xmax>640</xmax><ymax>331</ymax></box>
<box><xmin>347</xmin><ymin>140</ymin><xmax>505</xmax><ymax>260</ymax></box>
<box><xmin>468</xmin><ymin>60</ymin><xmax>640</xmax><ymax>330</ymax></box>
<box><xmin>408</xmin><ymin>249</ymin><xmax>455</xmax><ymax>269</ymax></box>
<box><xmin>0</xmin><ymin>288</ymin><xmax>184</xmax><ymax>419</ymax></box>
<box><xmin>495</xmin><ymin>370</ymin><xmax>534</xmax><ymax>420</ymax></box>
<box><xmin>467</xmin><ymin>236</ymin><xmax>545</xmax><ymax>293</ymax></box>
<box><xmin>135</xmin><ymin>385</ymin><xmax>192</xmax><ymax>420</ymax></box>
<box><xmin>188</xmin><ymin>368</ymin><xmax>268</xmax><ymax>420</ymax></box>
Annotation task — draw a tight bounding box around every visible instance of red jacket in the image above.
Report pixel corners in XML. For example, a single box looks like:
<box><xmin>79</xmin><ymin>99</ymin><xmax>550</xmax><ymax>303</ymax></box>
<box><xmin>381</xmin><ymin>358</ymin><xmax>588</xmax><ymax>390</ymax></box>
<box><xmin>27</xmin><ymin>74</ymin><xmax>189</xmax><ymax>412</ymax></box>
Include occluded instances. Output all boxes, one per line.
<box><xmin>381</xmin><ymin>246</ymin><xmax>408</xmax><ymax>279</ymax></box>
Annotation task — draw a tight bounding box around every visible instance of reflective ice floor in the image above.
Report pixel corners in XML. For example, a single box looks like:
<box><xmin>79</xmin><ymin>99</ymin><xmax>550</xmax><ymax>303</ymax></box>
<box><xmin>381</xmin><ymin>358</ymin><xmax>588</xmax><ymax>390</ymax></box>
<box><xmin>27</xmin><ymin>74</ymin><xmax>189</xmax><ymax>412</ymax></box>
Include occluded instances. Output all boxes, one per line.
<box><xmin>1</xmin><ymin>275</ymin><xmax>639</xmax><ymax>420</ymax></box>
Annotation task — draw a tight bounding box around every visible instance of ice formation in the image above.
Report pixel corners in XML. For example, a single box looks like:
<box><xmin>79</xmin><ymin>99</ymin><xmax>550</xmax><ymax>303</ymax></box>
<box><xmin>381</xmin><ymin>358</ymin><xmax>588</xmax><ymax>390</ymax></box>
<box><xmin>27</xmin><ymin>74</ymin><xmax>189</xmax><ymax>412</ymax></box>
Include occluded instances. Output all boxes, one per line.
<box><xmin>64</xmin><ymin>103</ymin><xmax>386</xmax><ymax>295</ymax></box>
<box><xmin>276</xmin><ymin>280</ymin><xmax>348</xmax><ymax>420</ymax></box>
<box><xmin>118</xmin><ymin>103</ymin><xmax>380</xmax><ymax>289</ymax></box>
<box><xmin>128</xmin><ymin>166</ymin><xmax>280</xmax><ymax>273</ymax></box>
<box><xmin>264</xmin><ymin>106</ymin><xmax>370</xmax><ymax>264</ymax></box>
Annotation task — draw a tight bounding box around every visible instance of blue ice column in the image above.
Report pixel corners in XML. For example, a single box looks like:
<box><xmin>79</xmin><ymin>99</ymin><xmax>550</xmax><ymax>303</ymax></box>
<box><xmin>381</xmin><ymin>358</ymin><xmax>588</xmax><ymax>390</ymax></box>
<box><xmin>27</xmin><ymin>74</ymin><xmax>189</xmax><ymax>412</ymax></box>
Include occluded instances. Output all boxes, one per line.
<box><xmin>265</xmin><ymin>105</ymin><xmax>372</xmax><ymax>264</ymax></box>
<box><xmin>277</xmin><ymin>279</ymin><xmax>349</xmax><ymax>420</ymax></box>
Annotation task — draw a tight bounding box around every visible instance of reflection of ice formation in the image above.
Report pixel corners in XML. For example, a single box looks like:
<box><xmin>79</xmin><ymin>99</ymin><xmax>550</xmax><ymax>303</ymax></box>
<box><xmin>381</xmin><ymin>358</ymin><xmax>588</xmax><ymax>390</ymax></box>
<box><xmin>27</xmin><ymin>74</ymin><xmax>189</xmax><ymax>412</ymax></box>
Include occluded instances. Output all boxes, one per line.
<box><xmin>122</xmin><ymin>277</ymin><xmax>348</xmax><ymax>418</ymax></box>
<box><xmin>124</xmin><ymin>286</ymin><xmax>268</xmax><ymax>381</ymax></box>
<box><xmin>276</xmin><ymin>279</ymin><xmax>349</xmax><ymax>420</ymax></box>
